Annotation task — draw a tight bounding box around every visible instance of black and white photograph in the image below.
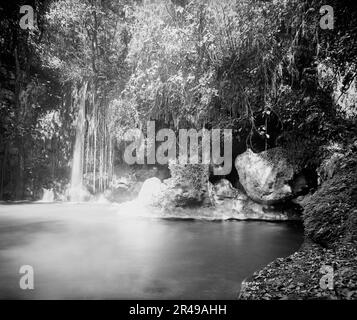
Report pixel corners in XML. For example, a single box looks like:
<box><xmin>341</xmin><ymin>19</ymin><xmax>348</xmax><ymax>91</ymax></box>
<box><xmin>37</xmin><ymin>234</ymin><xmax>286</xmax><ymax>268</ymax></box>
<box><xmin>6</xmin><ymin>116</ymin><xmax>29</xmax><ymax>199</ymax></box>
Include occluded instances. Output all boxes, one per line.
<box><xmin>0</xmin><ymin>0</ymin><xmax>356</xmax><ymax>309</ymax></box>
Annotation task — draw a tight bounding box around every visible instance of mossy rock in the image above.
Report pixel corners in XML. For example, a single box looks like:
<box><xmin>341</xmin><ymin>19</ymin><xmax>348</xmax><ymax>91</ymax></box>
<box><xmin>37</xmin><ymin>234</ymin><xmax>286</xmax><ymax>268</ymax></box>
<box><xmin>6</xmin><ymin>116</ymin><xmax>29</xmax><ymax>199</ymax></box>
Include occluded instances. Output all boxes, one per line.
<box><xmin>302</xmin><ymin>151</ymin><xmax>357</xmax><ymax>247</ymax></box>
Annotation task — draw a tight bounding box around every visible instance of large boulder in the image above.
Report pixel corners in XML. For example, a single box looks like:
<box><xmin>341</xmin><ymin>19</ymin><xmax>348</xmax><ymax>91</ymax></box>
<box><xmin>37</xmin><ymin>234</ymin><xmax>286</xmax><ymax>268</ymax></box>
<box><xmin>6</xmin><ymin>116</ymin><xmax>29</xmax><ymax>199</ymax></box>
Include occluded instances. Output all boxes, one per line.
<box><xmin>137</xmin><ymin>177</ymin><xmax>164</xmax><ymax>205</ymax></box>
<box><xmin>235</xmin><ymin>148</ymin><xmax>295</xmax><ymax>204</ymax></box>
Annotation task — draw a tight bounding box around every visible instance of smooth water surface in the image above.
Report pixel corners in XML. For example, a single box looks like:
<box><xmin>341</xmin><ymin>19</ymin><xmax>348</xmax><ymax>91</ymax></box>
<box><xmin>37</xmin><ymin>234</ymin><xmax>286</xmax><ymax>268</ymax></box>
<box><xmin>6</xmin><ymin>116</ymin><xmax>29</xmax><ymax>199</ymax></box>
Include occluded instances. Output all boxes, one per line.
<box><xmin>0</xmin><ymin>203</ymin><xmax>303</xmax><ymax>299</ymax></box>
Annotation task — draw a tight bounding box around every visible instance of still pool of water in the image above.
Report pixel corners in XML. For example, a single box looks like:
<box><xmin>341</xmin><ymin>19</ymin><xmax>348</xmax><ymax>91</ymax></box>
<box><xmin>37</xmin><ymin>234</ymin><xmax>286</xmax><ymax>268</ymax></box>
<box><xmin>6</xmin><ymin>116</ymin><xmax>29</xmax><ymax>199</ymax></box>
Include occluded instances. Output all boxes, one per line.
<box><xmin>0</xmin><ymin>203</ymin><xmax>303</xmax><ymax>299</ymax></box>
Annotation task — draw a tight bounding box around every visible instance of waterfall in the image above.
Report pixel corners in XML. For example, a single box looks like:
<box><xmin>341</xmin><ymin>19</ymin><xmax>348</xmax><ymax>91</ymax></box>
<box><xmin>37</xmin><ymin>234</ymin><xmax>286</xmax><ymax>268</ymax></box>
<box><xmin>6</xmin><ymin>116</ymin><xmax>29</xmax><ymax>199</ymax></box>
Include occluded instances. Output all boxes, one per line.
<box><xmin>69</xmin><ymin>81</ymin><xmax>114</xmax><ymax>201</ymax></box>
<box><xmin>70</xmin><ymin>82</ymin><xmax>88</xmax><ymax>201</ymax></box>
<box><xmin>85</xmin><ymin>90</ymin><xmax>114</xmax><ymax>195</ymax></box>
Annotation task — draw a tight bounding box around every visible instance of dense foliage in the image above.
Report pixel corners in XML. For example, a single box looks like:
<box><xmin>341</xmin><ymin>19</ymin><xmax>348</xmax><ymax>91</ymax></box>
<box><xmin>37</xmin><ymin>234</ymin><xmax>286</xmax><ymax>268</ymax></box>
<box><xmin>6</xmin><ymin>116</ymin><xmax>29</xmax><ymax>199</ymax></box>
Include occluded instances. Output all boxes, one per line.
<box><xmin>303</xmin><ymin>143</ymin><xmax>357</xmax><ymax>247</ymax></box>
<box><xmin>0</xmin><ymin>0</ymin><xmax>68</xmax><ymax>199</ymax></box>
<box><xmin>0</xmin><ymin>0</ymin><xmax>356</xmax><ymax>200</ymax></box>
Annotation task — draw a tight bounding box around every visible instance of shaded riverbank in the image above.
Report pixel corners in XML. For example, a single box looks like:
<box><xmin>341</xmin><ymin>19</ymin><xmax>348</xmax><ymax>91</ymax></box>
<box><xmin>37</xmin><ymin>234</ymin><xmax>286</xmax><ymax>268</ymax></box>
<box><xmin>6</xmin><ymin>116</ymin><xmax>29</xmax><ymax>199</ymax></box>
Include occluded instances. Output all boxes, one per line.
<box><xmin>238</xmin><ymin>240</ymin><xmax>357</xmax><ymax>300</ymax></box>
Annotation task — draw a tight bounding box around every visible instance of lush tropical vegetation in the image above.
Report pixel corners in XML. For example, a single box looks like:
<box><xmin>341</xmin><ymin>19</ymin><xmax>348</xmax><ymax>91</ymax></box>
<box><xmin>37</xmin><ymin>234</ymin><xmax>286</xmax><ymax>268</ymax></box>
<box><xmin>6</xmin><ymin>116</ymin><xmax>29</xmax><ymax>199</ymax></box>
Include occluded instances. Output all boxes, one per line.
<box><xmin>1</xmin><ymin>0</ymin><xmax>356</xmax><ymax>200</ymax></box>
<box><xmin>0</xmin><ymin>0</ymin><xmax>356</xmax><ymax>299</ymax></box>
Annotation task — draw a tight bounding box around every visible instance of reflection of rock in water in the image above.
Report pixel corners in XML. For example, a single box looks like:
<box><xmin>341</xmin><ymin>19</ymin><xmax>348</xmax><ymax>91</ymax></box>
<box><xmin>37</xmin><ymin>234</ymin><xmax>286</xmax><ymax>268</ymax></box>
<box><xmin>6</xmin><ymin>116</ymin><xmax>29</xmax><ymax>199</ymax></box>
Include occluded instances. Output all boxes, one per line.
<box><xmin>0</xmin><ymin>203</ymin><xmax>303</xmax><ymax>299</ymax></box>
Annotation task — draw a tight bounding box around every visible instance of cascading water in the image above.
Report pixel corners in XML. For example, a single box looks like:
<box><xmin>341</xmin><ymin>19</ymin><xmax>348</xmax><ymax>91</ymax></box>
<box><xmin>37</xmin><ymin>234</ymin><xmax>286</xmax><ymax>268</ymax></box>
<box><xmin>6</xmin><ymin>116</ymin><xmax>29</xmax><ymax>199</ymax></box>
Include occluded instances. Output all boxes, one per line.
<box><xmin>70</xmin><ymin>82</ymin><xmax>88</xmax><ymax>201</ymax></box>
<box><xmin>40</xmin><ymin>188</ymin><xmax>54</xmax><ymax>202</ymax></box>
<box><xmin>69</xmin><ymin>81</ymin><xmax>114</xmax><ymax>201</ymax></box>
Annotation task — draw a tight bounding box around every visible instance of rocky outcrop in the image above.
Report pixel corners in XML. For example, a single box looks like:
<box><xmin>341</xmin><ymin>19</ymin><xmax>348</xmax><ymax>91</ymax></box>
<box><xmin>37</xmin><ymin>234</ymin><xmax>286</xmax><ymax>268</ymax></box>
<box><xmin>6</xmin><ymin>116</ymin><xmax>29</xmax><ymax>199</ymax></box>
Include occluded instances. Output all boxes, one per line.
<box><xmin>238</xmin><ymin>242</ymin><xmax>357</xmax><ymax>300</ymax></box>
<box><xmin>238</xmin><ymin>144</ymin><xmax>357</xmax><ymax>300</ymax></box>
<box><xmin>137</xmin><ymin>177</ymin><xmax>165</xmax><ymax>205</ymax></box>
<box><xmin>132</xmin><ymin>175</ymin><xmax>211</xmax><ymax>209</ymax></box>
<box><xmin>102</xmin><ymin>179</ymin><xmax>144</xmax><ymax>203</ymax></box>
<box><xmin>134</xmin><ymin>166</ymin><xmax>170</xmax><ymax>182</ymax></box>
<box><xmin>155</xmin><ymin>178</ymin><xmax>212</xmax><ymax>208</ymax></box>
<box><xmin>135</xmin><ymin>176</ymin><xmax>301</xmax><ymax>221</ymax></box>
<box><xmin>235</xmin><ymin>148</ymin><xmax>295</xmax><ymax>204</ymax></box>
<box><xmin>213</xmin><ymin>179</ymin><xmax>239</xmax><ymax>199</ymax></box>
<box><xmin>212</xmin><ymin>179</ymin><xmax>300</xmax><ymax>221</ymax></box>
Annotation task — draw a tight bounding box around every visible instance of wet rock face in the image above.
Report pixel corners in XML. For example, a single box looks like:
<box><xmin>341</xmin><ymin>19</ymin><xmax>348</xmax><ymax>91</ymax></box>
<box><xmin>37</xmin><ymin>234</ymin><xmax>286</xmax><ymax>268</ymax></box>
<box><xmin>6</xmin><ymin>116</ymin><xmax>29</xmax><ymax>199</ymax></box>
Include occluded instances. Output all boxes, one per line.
<box><xmin>235</xmin><ymin>148</ymin><xmax>295</xmax><ymax>204</ymax></box>
<box><xmin>157</xmin><ymin>178</ymin><xmax>211</xmax><ymax>208</ymax></box>
<box><xmin>135</xmin><ymin>177</ymin><xmax>301</xmax><ymax>221</ymax></box>
<box><xmin>211</xmin><ymin>179</ymin><xmax>301</xmax><ymax>221</ymax></box>
<box><xmin>102</xmin><ymin>179</ymin><xmax>144</xmax><ymax>203</ymax></box>
<box><xmin>134</xmin><ymin>166</ymin><xmax>170</xmax><ymax>182</ymax></box>
<box><xmin>213</xmin><ymin>179</ymin><xmax>239</xmax><ymax>199</ymax></box>
<box><xmin>144</xmin><ymin>163</ymin><xmax>212</xmax><ymax>208</ymax></box>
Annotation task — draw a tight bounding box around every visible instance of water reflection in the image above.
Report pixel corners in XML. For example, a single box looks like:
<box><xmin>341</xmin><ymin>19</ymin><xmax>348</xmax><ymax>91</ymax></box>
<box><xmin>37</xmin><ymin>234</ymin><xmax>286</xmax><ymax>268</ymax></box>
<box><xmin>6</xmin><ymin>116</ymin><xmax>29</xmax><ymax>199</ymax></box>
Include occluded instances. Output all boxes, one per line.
<box><xmin>0</xmin><ymin>203</ymin><xmax>303</xmax><ymax>299</ymax></box>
